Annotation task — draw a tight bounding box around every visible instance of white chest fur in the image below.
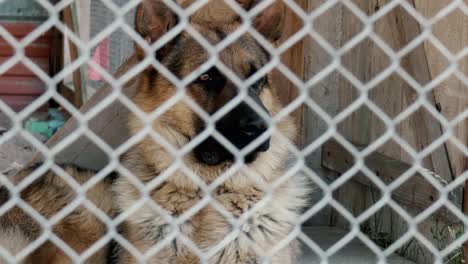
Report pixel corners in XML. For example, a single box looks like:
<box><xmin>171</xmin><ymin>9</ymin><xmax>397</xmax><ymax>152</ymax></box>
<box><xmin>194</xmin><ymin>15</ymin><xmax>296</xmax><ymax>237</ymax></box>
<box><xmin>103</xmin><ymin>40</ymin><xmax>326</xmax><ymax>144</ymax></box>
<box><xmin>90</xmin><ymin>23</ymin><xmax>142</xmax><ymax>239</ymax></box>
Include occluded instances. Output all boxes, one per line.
<box><xmin>113</xmin><ymin>171</ymin><xmax>310</xmax><ymax>263</ymax></box>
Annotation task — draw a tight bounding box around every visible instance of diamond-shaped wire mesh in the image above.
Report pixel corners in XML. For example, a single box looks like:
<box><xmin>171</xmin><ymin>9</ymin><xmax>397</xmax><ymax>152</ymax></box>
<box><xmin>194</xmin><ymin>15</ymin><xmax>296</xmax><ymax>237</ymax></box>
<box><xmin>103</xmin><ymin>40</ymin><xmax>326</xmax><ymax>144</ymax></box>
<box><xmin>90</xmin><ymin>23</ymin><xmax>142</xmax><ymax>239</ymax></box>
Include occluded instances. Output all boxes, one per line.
<box><xmin>0</xmin><ymin>0</ymin><xmax>467</xmax><ymax>263</ymax></box>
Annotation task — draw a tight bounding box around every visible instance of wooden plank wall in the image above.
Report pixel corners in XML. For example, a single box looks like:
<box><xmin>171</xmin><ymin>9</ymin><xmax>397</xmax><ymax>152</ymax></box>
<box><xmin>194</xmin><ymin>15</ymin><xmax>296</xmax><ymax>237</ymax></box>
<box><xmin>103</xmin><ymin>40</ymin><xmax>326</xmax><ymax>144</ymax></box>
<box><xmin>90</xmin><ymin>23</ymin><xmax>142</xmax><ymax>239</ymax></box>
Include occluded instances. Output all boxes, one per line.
<box><xmin>303</xmin><ymin>0</ymin><xmax>467</xmax><ymax>262</ymax></box>
<box><xmin>272</xmin><ymin>0</ymin><xmax>307</xmax><ymax>140</ymax></box>
<box><xmin>335</xmin><ymin>0</ymin><xmax>453</xmax><ymax>180</ymax></box>
<box><xmin>414</xmin><ymin>0</ymin><xmax>468</xmax><ymax>179</ymax></box>
<box><xmin>274</xmin><ymin>0</ymin><xmax>338</xmax><ymax>226</ymax></box>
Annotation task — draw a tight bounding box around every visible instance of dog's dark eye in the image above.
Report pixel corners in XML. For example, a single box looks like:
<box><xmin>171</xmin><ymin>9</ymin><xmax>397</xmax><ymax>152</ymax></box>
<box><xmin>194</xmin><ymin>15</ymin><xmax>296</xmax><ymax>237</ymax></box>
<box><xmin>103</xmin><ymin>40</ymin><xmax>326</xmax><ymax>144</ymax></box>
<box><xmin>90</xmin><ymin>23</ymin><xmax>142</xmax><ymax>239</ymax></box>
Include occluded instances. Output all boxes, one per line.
<box><xmin>247</xmin><ymin>63</ymin><xmax>266</xmax><ymax>92</ymax></box>
<box><xmin>252</xmin><ymin>76</ymin><xmax>266</xmax><ymax>92</ymax></box>
<box><xmin>195</xmin><ymin>67</ymin><xmax>226</xmax><ymax>91</ymax></box>
<box><xmin>199</xmin><ymin>74</ymin><xmax>211</xmax><ymax>82</ymax></box>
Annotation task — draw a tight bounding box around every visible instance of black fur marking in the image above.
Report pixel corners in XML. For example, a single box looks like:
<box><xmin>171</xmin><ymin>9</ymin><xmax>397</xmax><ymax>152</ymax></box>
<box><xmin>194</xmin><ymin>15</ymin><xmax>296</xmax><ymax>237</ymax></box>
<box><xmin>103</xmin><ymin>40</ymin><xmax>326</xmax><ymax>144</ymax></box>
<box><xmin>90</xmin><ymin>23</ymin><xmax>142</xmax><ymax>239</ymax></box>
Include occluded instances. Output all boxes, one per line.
<box><xmin>163</xmin><ymin>34</ymin><xmax>185</xmax><ymax>79</ymax></box>
<box><xmin>247</xmin><ymin>63</ymin><xmax>266</xmax><ymax>93</ymax></box>
<box><xmin>153</xmin><ymin>224</ymin><xmax>168</xmax><ymax>242</ymax></box>
<box><xmin>107</xmin><ymin>171</ymin><xmax>119</xmax><ymax>182</ymax></box>
<box><xmin>25</xmin><ymin>162</ymin><xmax>44</xmax><ymax>171</ymax></box>
<box><xmin>263</xmin><ymin>214</ymin><xmax>279</xmax><ymax>224</ymax></box>
<box><xmin>194</xmin><ymin>67</ymin><xmax>227</xmax><ymax>93</ymax></box>
<box><xmin>257</xmin><ymin>43</ymin><xmax>271</xmax><ymax>63</ymax></box>
<box><xmin>73</xmin><ymin>165</ymin><xmax>90</xmax><ymax>173</ymax></box>
<box><xmin>0</xmin><ymin>186</ymin><xmax>10</xmax><ymax>205</ymax></box>
<box><xmin>217</xmin><ymin>248</ymin><xmax>227</xmax><ymax>263</ymax></box>
<box><xmin>258</xmin><ymin>224</ymin><xmax>275</xmax><ymax>237</ymax></box>
<box><xmin>149</xmin><ymin>66</ymin><xmax>159</xmax><ymax>90</ymax></box>
<box><xmin>145</xmin><ymin>34</ymin><xmax>184</xmax><ymax>84</ymax></box>
<box><xmin>235</xmin><ymin>249</ymin><xmax>241</xmax><ymax>263</ymax></box>
<box><xmin>245</xmin><ymin>230</ymin><xmax>254</xmax><ymax>241</ymax></box>
<box><xmin>193</xmin><ymin>113</ymin><xmax>206</xmax><ymax>137</ymax></box>
<box><xmin>173</xmin><ymin>239</ymin><xmax>178</xmax><ymax>252</ymax></box>
<box><xmin>215</xmin><ymin>29</ymin><xmax>227</xmax><ymax>41</ymax></box>
<box><xmin>247</xmin><ymin>63</ymin><xmax>257</xmax><ymax>78</ymax></box>
<box><xmin>106</xmin><ymin>239</ymin><xmax>120</xmax><ymax>264</ymax></box>
<box><xmin>106</xmin><ymin>224</ymin><xmax>126</xmax><ymax>264</ymax></box>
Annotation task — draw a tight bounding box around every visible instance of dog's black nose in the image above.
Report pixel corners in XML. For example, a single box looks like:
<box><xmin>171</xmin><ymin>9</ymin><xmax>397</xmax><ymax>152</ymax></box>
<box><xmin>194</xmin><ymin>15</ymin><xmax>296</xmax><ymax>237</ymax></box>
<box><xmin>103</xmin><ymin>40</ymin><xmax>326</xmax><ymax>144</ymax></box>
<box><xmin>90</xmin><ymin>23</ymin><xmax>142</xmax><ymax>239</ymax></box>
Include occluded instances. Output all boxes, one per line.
<box><xmin>195</xmin><ymin>101</ymin><xmax>272</xmax><ymax>166</ymax></box>
<box><xmin>240</xmin><ymin>118</ymin><xmax>268</xmax><ymax>138</ymax></box>
<box><xmin>239</xmin><ymin>115</ymin><xmax>270</xmax><ymax>155</ymax></box>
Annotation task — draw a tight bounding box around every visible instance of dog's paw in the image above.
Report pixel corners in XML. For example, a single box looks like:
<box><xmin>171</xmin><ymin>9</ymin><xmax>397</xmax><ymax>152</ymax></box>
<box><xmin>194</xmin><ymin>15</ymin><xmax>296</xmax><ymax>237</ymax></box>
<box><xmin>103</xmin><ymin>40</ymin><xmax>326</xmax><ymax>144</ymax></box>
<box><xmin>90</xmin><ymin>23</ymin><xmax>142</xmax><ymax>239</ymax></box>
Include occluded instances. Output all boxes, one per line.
<box><xmin>152</xmin><ymin>182</ymin><xmax>201</xmax><ymax>215</ymax></box>
<box><xmin>215</xmin><ymin>188</ymin><xmax>262</xmax><ymax>217</ymax></box>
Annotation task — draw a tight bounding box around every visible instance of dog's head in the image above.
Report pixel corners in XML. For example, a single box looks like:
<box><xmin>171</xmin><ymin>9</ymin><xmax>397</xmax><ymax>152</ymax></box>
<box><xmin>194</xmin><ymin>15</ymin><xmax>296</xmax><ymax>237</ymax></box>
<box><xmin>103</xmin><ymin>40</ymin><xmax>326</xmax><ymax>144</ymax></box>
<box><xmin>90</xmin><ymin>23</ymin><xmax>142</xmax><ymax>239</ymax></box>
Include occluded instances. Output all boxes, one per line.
<box><xmin>130</xmin><ymin>0</ymin><xmax>293</xmax><ymax>168</ymax></box>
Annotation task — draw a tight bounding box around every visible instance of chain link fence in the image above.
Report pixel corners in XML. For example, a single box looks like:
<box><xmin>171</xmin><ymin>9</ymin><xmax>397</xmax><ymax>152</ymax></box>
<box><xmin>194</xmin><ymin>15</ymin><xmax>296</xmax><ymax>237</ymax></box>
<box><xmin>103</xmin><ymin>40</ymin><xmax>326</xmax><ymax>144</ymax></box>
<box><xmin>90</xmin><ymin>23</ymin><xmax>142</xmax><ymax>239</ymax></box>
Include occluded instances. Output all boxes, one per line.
<box><xmin>0</xmin><ymin>0</ymin><xmax>467</xmax><ymax>263</ymax></box>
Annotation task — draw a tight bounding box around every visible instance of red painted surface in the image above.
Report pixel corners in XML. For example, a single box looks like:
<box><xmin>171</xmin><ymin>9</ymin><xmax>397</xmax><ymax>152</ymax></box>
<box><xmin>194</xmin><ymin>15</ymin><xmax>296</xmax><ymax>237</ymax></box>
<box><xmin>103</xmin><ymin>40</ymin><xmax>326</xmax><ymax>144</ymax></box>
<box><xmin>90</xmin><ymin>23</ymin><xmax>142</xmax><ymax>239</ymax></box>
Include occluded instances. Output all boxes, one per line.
<box><xmin>0</xmin><ymin>39</ymin><xmax>51</xmax><ymax>57</ymax></box>
<box><xmin>1</xmin><ymin>23</ymin><xmax>53</xmax><ymax>38</ymax></box>
<box><xmin>0</xmin><ymin>95</ymin><xmax>43</xmax><ymax>111</ymax></box>
<box><xmin>0</xmin><ymin>22</ymin><xmax>53</xmax><ymax>112</ymax></box>
<box><xmin>0</xmin><ymin>57</ymin><xmax>50</xmax><ymax>76</ymax></box>
<box><xmin>0</xmin><ymin>77</ymin><xmax>45</xmax><ymax>95</ymax></box>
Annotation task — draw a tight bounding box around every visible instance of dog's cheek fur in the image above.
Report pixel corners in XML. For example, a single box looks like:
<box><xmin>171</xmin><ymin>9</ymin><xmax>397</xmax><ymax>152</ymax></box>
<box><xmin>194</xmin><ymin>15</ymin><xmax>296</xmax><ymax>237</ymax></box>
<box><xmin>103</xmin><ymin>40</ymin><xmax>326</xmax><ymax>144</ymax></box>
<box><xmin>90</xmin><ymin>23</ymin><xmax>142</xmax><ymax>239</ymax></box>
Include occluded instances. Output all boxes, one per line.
<box><xmin>133</xmin><ymin>73</ymin><xmax>209</xmax><ymax>137</ymax></box>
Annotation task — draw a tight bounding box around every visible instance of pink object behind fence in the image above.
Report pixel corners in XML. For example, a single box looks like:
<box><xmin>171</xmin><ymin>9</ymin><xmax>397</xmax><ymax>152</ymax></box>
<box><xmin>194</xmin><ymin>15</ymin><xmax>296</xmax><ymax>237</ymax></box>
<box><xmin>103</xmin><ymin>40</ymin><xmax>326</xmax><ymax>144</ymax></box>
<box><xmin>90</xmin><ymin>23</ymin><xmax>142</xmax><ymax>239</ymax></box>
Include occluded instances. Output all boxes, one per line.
<box><xmin>88</xmin><ymin>37</ymin><xmax>110</xmax><ymax>81</ymax></box>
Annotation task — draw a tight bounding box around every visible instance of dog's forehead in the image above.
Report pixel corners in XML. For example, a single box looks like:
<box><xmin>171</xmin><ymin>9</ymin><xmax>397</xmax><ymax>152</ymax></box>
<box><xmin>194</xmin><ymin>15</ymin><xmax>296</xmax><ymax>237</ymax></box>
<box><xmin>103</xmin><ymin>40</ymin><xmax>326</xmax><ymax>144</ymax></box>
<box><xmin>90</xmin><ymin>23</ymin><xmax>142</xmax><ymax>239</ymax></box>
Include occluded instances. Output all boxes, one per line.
<box><xmin>166</xmin><ymin>24</ymin><xmax>269</xmax><ymax>78</ymax></box>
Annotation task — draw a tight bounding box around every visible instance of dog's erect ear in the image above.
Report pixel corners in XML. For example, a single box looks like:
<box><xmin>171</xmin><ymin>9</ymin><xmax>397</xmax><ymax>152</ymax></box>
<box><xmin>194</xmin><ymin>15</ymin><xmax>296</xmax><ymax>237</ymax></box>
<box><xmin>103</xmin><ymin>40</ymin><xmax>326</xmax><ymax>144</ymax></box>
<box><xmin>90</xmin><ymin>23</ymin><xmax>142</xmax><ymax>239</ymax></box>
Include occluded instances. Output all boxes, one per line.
<box><xmin>252</xmin><ymin>0</ymin><xmax>285</xmax><ymax>42</ymax></box>
<box><xmin>135</xmin><ymin>0</ymin><xmax>178</xmax><ymax>57</ymax></box>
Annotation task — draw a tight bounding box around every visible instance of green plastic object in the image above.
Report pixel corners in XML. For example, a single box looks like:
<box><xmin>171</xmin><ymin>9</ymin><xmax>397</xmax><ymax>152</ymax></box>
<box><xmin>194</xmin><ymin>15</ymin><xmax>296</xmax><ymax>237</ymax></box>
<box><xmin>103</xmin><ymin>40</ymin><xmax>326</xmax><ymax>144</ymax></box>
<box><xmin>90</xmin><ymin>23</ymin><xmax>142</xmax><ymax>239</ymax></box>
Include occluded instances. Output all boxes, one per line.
<box><xmin>25</xmin><ymin>121</ymin><xmax>51</xmax><ymax>138</ymax></box>
<box><xmin>49</xmin><ymin>120</ymin><xmax>65</xmax><ymax>136</ymax></box>
<box><xmin>24</xmin><ymin>109</ymin><xmax>66</xmax><ymax>139</ymax></box>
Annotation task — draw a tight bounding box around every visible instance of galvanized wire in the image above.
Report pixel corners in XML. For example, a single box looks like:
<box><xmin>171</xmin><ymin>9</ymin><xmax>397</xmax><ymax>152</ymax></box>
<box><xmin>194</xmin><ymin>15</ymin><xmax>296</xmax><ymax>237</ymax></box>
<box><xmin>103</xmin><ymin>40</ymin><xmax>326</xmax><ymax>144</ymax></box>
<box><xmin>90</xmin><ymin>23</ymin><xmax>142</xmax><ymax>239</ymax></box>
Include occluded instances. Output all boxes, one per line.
<box><xmin>0</xmin><ymin>0</ymin><xmax>467</xmax><ymax>263</ymax></box>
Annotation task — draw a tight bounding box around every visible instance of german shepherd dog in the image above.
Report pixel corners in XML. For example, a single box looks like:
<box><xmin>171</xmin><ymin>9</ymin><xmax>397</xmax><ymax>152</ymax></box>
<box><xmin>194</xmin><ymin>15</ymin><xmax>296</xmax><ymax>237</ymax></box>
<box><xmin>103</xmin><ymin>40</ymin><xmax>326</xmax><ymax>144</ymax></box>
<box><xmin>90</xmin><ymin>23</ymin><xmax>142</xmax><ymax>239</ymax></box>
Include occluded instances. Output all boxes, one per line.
<box><xmin>0</xmin><ymin>0</ymin><xmax>311</xmax><ymax>263</ymax></box>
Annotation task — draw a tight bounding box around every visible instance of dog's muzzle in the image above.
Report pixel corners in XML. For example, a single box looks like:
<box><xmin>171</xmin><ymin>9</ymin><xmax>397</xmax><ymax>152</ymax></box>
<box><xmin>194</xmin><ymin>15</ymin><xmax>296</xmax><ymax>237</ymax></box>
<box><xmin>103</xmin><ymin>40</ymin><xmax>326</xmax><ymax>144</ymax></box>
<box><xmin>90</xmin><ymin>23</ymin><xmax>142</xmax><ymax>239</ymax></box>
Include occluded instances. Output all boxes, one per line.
<box><xmin>194</xmin><ymin>102</ymin><xmax>271</xmax><ymax>166</ymax></box>
<box><xmin>194</xmin><ymin>136</ymin><xmax>270</xmax><ymax>166</ymax></box>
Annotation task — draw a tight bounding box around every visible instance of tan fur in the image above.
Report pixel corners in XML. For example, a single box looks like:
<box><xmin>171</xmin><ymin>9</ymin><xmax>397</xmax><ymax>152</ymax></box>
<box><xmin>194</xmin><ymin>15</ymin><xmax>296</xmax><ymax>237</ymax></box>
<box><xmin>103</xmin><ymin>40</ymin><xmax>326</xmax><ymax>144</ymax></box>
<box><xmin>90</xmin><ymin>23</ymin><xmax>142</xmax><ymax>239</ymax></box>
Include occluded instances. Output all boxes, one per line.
<box><xmin>0</xmin><ymin>166</ymin><xmax>114</xmax><ymax>264</ymax></box>
<box><xmin>0</xmin><ymin>226</ymin><xmax>28</xmax><ymax>264</ymax></box>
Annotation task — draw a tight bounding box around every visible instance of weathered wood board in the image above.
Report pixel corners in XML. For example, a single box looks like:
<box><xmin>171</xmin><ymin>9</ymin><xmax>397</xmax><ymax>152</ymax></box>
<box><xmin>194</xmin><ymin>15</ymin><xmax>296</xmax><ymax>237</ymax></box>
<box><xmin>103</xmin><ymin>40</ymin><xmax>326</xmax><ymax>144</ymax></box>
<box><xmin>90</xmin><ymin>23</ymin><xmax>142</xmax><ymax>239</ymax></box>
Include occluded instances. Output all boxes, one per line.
<box><xmin>322</xmin><ymin>140</ymin><xmax>461</xmax><ymax>217</ymax></box>
<box><xmin>271</xmin><ymin>0</ymin><xmax>307</xmax><ymax>143</ymax></box>
<box><xmin>301</xmin><ymin>0</ymin><xmax>466</xmax><ymax>262</ymax></box>
<box><xmin>322</xmin><ymin>141</ymin><xmax>463</xmax><ymax>263</ymax></box>
<box><xmin>301</xmin><ymin>0</ymin><xmax>344</xmax><ymax>226</ymax></box>
<box><xmin>15</xmin><ymin>55</ymin><xmax>140</xmax><ymax>183</ymax></box>
<box><xmin>413</xmin><ymin>0</ymin><xmax>468</xmax><ymax>178</ymax></box>
<box><xmin>337</xmin><ymin>0</ymin><xmax>453</xmax><ymax>183</ymax></box>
